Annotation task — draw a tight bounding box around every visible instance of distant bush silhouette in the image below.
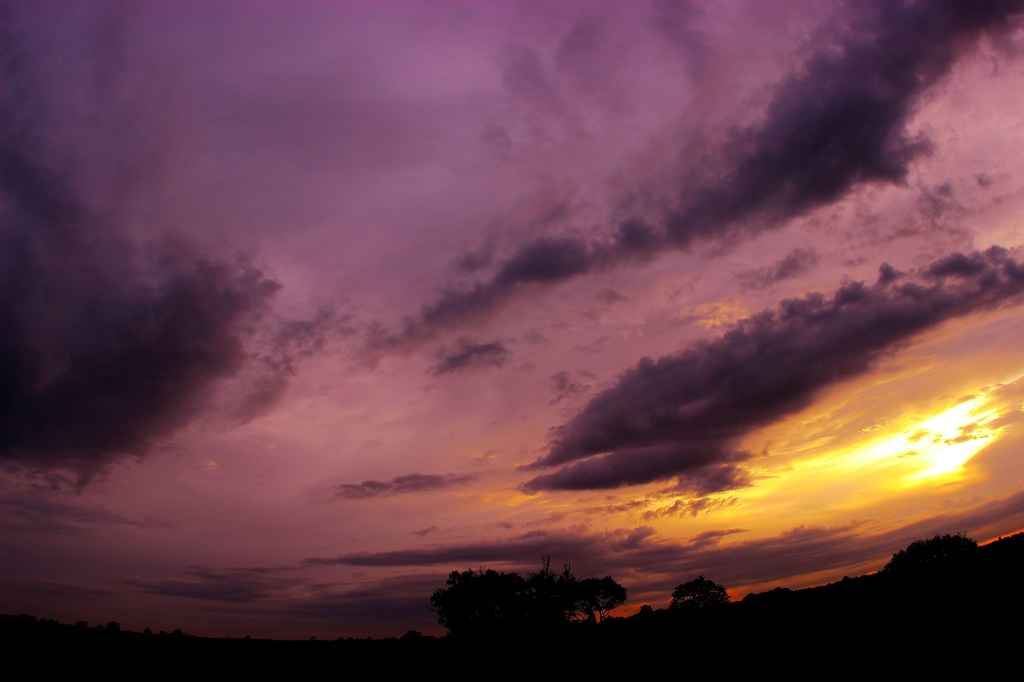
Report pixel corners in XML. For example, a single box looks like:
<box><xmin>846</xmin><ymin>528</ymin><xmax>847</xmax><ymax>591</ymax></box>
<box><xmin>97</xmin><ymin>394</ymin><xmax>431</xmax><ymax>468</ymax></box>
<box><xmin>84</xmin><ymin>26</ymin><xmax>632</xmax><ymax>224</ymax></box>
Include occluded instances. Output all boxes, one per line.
<box><xmin>669</xmin><ymin>576</ymin><xmax>729</xmax><ymax>610</ymax></box>
<box><xmin>883</xmin><ymin>532</ymin><xmax>979</xmax><ymax>575</ymax></box>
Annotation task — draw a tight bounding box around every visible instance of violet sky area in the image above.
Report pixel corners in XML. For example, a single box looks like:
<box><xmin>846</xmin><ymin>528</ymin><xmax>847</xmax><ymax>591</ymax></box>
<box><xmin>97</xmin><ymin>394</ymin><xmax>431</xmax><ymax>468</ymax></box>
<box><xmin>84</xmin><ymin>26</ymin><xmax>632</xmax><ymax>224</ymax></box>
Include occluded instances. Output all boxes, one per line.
<box><xmin>3</xmin><ymin>0</ymin><xmax>1024</xmax><ymax>639</ymax></box>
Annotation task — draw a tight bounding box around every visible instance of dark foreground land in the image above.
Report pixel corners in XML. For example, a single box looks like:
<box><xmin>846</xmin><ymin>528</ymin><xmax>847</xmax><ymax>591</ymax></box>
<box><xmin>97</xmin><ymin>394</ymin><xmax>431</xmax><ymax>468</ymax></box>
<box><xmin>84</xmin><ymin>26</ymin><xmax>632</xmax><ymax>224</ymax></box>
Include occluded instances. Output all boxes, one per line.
<box><xmin>6</xmin><ymin>532</ymin><xmax>1022</xmax><ymax>675</ymax></box>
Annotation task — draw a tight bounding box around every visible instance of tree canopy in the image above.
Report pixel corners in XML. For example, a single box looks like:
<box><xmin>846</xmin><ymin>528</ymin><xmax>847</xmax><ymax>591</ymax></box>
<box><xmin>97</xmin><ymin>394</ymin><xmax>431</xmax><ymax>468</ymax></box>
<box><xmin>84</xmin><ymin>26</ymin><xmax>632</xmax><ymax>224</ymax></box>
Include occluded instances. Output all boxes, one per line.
<box><xmin>574</xmin><ymin>576</ymin><xmax>628</xmax><ymax>623</ymax></box>
<box><xmin>429</xmin><ymin>568</ymin><xmax>530</xmax><ymax>637</ymax></box>
<box><xmin>669</xmin><ymin>576</ymin><xmax>729</xmax><ymax>611</ymax></box>
<box><xmin>429</xmin><ymin>558</ymin><xmax>626</xmax><ymax>638</ymax></box>
<box><xmin>883</xmin><ymin>532</ymin><xmax>979</xmax><ymax>575</ymax></box>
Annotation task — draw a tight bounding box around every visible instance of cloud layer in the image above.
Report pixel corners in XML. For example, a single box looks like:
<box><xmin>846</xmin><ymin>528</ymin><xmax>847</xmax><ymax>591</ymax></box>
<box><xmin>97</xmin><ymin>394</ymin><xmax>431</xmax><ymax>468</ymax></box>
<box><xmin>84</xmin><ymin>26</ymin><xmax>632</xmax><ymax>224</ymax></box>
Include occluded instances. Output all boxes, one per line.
<box><xmin>380</xmin><ymin>0</ymin><xmax>1024</xmax><ymax>348</ymax></box>
<box><xmin>4</xmin><ymin>0</ymin><xmax>1024</xmax><ymax>642</ymax></box>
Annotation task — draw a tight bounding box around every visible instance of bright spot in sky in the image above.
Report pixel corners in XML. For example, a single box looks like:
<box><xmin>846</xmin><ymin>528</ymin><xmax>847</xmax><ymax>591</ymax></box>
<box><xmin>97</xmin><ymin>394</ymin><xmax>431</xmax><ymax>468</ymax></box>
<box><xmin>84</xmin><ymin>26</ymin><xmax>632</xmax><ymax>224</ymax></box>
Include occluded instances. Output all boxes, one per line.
<box><xmin>909</xmin><ymin>399</ymin><xmax>999</xmax><ymax>480</ymax></box>
<box><xmin>731</xmin><ymin>377</ymin><xmax>1017</xmax><ymax>529</ymax></box>
<box><xmin>849</xmin><ymin>397</ymin><xmax>1000</xmax><ymax>487</ymax></box>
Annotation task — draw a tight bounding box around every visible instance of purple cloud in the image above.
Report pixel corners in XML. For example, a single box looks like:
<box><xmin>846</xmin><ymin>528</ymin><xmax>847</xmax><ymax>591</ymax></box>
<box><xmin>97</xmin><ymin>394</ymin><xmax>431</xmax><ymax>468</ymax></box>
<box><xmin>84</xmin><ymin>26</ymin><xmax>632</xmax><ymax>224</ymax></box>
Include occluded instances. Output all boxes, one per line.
<box><xmin>334</xmin><ymin>473</ymin><xmax>476</xmax><ymax>499</ymax></box>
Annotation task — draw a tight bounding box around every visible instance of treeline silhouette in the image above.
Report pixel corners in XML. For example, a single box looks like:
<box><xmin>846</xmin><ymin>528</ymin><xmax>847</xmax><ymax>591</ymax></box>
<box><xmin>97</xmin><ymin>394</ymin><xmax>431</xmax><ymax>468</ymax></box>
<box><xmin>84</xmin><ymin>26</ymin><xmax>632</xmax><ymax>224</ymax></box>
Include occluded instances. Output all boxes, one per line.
<box><xmin>429</xmin><ymin>556</ymin><xmax>627</xmax><ymax>637</ymax></box>
<box><xmin>6</xmin><ymin>531</ymin><xmax>1022</xmax><ymax>673</ymax></box>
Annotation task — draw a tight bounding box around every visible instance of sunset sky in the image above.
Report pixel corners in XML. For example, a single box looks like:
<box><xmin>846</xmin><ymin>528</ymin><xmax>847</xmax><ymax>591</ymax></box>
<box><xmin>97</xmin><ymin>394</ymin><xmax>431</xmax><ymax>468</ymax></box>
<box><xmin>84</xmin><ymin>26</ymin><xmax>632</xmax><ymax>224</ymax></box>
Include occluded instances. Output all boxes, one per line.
<box><xmin>3</xmin><ymin>0</ymin><xmax>1024</xmax><ymax>639</ymax></box>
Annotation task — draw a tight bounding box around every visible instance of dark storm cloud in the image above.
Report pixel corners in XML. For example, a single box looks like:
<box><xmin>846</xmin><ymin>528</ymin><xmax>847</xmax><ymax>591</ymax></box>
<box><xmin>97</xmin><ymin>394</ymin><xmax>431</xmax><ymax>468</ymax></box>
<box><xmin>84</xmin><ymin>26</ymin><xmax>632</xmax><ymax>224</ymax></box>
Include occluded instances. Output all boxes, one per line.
<box><xmin>521</xmin><ymin>247</ymin><xmax>1024</xmax><ymax>493</ymax></box>
<box><xmin>737</xmin><ymin>248</ymin><xmax>820</xmax><ymax>290</ymax></box>
<box><xmin>659</xmin><ymin>0</ymin><xmax>1023</xmax><ymax>248</ymax></box>
<box><xmin>429</xmin><ymin>339</ymin><xmax>510</xmax><ymax>375</ymax></box>
<box><xmin>0</xmin><ymin>26</ymin><xmax>339</xmax><ymax>485</ymax></box>
<box><xmin>0</xmin><ymin>165</ymin><xmax>282</xmax><ymax>484</ymax></box>
<box><xmin>334</xmin><ymin>473</ymin><xmax>476</xmax><ymax>499</ymax></box>
<box><xmin>376</xmin><ymin>0</ymin><xmax>1023</xmax><ymax>347</ymax></box>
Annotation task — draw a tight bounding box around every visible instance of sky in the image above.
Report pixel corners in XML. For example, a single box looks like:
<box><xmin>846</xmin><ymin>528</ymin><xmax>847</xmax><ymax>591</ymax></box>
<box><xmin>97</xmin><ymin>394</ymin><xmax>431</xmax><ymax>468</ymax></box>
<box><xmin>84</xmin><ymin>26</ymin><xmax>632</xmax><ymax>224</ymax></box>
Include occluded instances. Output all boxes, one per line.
<box><xmin>3</xmin><ymin>0</ymin><xmax>1024</xmax><ymax>640</ymax></box>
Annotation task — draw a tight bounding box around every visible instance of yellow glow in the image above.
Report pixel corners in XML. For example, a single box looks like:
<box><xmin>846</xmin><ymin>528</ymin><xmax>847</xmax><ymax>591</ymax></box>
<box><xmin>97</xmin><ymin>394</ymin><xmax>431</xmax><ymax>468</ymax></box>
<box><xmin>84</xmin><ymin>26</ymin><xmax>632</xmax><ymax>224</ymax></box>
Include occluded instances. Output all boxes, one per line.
<box><xmin>569</xmin><ymin>371</ymin><xmax>1023</xmax><ymax>541</ymax></box>
<box><xmin>909</xmin><ymin>399</ymin><xmax>1000</xmax><ymax>480</ymax></box>
<box><xmin>706</xmin><ymin>383</ymin><xmax>1017</xmax><ymax>533</ymax></box>
<box><xmin>821</xmin><ymin>396</ymin><xmax>999</xmax><ymax>488</ymax></box>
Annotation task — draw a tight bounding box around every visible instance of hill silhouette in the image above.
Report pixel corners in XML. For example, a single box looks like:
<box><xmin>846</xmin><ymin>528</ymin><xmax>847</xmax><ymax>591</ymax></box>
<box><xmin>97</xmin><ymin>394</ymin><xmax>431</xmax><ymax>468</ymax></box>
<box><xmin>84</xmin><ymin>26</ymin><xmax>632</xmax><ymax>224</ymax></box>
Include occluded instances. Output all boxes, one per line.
<box><xmin>5</xmin><ymin>531</ymin><xmax>1022</xmax><ymax>674</ymax></box>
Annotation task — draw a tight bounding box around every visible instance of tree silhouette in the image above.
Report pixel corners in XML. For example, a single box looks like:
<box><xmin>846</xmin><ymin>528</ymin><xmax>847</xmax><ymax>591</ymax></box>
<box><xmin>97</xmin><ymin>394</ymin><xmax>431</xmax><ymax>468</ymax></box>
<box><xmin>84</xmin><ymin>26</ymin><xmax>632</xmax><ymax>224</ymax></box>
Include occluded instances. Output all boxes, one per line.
<box><xmin>524</xmin><ymin>557</ymin><xmax>577</xmax><ymax>629</ymax></box>
<box><xmin>429</xmin><ymin>568</ymin><xmax>529</xmax><ymax>638</ymax></box>
<box><xmin>430</xmin><ymin>558</ymin><xmax>628</xmax><ymax>637</ymax></box>
<box><xmin>883</xmin><ymin>532</ymin><xmax>979</xmax><ymax>575</ymax></box>
<box><xmin>669</xmin><ymin>576</ymin><xmax>729</xmax><ymax>610</ymax></box>
<box><xmin>573</xmin><ymin>576</ymin><xmax>627</xmax><ymax>623</ymax></box>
